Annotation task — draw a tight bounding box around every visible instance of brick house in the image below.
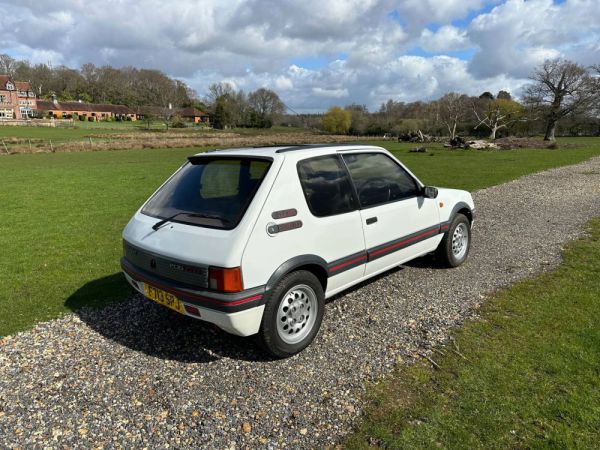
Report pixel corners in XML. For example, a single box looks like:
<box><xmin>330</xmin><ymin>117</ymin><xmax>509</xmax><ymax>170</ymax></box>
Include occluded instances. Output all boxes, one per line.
<box><xmin>36</xmin><ymin>99</ymin><xmax>137</xmax><ymax>121</ymax></box>
<box><xmin>0</xmin><ymin>75</ymin><xmax>37</xmax><ymax>119</ymax></box>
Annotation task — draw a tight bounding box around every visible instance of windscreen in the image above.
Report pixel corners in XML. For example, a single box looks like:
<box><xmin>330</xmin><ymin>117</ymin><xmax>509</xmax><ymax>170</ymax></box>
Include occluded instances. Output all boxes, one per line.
<box><xmin>141</xmin><ymin>157</ymin><xmax>272</xmax><ymax>230</ymax></box>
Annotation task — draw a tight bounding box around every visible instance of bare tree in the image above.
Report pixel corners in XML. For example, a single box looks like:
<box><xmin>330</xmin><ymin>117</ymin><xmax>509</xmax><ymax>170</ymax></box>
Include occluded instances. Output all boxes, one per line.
<box><xmin>473</xmin><ymin>98</ymin><xmax>524</xmax><ymax>139</ymax></box>
<box><xmin>206</xmin><ymin>82</ymin><xmax>235</xmax><ymax>105</ymax></box>
<box><xmin>524</xmin><ymin>59</ymin><xmax>599</xmax><ymax>140</ymax></box>
<box><xmin>437</xmin><ymin>93</ymin><xmax>470</xmax><ymax>139</ymax></box>
<box><xmin>0</xmin><ymin>54</ymin><xmax>16</xmax><ymax>76</ymax></box>
<box><xmin>248</xmin><ymin>88</ymin><xmax>285</xmax><ymax>127</ymax></box>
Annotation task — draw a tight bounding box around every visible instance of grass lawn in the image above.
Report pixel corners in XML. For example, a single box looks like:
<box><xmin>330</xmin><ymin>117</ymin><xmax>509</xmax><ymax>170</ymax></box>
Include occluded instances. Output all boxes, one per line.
<box><xmin>0</xmin><ymin>138</ymin><xmax>599</xmax><ymax>336</ymax></box>
<box><xmin>0</xmin><ymin>124</ymin><xmax>133</xmax><ymax>141</ymax></box>
<box><xmin>0</xmin><ymin>123</ymin><xmax>307</xmax><ymax>142</ymax></box>
<box><xmin>345</xmin><ymin>217</ymin><xmax>600</xmax><ymax>449</ymax></box>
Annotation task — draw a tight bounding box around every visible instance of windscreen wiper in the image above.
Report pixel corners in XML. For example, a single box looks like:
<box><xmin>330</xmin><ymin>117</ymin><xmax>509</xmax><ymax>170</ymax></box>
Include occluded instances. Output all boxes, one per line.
<box><xmin>152</xmin><ymin>212</ymin><xmax>229</xmax><ymax>231</ymax></box>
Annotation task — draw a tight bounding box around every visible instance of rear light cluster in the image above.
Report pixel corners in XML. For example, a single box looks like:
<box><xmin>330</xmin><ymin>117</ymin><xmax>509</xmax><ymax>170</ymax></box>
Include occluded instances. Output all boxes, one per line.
<box><xmin>208</xmin><ymin>266</ymin><xmax>243</xmax><ymax>292</ymax></box>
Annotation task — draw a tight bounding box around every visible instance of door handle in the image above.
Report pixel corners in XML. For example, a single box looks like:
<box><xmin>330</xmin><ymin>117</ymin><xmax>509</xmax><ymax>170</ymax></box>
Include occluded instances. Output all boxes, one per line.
<box><xmin>366</xmin><ymin>217</ymin><xmax>378</xmax><ymax>225</ymax></box>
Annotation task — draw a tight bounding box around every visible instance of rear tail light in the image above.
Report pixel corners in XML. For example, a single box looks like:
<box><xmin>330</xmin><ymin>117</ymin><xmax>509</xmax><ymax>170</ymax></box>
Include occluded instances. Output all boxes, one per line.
<box><xmin>208</xmin><ymin>266</ymin><xmax>243</xmax><ymax>292</ymax></box>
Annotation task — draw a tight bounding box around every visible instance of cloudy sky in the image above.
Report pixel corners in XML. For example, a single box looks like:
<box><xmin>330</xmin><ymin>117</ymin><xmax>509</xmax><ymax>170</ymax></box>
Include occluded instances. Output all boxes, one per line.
<box><xmin>2</xmin><ymin>0</ymin><xmax>599</xmax><ymax>112</ymax></box>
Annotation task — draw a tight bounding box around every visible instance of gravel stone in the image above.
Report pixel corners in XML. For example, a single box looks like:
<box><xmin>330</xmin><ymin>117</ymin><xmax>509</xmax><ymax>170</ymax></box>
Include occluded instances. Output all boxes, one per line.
<box><xmin>1</xmin><ymin>157</ymin><xmax>599</xmax><ymax>449</ymax></box>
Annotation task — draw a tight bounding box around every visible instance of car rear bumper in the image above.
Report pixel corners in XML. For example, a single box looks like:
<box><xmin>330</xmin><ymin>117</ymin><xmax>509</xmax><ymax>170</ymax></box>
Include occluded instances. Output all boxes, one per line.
<box><xmin>121</xmin><ymin>257</ymin><xmax>266</xmax><ymax>336</ymax></box>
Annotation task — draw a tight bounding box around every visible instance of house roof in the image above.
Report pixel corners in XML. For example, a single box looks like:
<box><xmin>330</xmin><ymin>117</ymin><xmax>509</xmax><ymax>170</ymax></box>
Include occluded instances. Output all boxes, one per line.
<box><xmin>14</xmin><ymin>81</ymin><xmax>32</xmax><ymax>91</ymax></box>
<box><xmin>0</xmin><ymin>75</ymin><xmax>34</xmax><ymax>91</ymax></box>
<box><xmin>37</xmin><ymin>100</ymin><xmax>135</xmax><ymax>114</ymax></box>
<box><xmin>178</xmin><ymin>107</ymin><xmax>206</xmax><ymax>117</ymax></box>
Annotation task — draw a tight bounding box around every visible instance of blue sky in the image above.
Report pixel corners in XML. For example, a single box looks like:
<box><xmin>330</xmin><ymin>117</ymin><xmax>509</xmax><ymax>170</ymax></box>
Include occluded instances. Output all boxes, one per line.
<box><xmin>1</xmin><ymin>0</ymin><xmax>598</xmax><ymax>112</ymax></box>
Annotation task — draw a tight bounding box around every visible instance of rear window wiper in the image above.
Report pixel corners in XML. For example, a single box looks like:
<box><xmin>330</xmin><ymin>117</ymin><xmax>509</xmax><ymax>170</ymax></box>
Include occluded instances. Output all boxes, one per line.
<box><xmin>152</xmin><ymin>212</ymin><xmax>229</xmax><ymax>231</ymax></box>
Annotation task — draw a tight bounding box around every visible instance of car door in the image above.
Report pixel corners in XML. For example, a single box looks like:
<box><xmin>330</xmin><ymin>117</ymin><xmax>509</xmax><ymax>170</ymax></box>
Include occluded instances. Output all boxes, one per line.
<box><xmin>295</xmin><ymin>154</ymin><xmax>367</xmax><ymax>294</ymax></box>
<box><xmin>341</xmin><ymin>152</ymin><xmax>440</xmax><ymax>277</ymax></box>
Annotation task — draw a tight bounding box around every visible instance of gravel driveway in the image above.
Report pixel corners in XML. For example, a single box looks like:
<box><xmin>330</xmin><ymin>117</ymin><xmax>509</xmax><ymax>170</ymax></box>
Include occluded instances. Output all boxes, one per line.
<box><xmin>1</xmin><ymin>156</ymin><xmax>599</xmax><ymax>449</ymax></box>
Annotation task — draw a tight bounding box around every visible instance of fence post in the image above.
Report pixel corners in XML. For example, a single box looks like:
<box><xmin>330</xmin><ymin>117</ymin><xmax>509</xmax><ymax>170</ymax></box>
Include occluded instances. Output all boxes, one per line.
<box><xmin>89</xmin><ymin>137</ymin><xmax>93</xmax><ymax>148</ymax></box>
<box><xmin>49</xmin><ymin>140</ymin><xmax>54</xmax><ymax>153</ymax></box>
<box><xmin>1</xmin><ymin>140</ymin><xmax>8</xmax><ymax>154</ymax></box>
<box><xmin>28</xmin><ymin>139</ymin><xmax>32</xmax><ymax>151</ymax></box>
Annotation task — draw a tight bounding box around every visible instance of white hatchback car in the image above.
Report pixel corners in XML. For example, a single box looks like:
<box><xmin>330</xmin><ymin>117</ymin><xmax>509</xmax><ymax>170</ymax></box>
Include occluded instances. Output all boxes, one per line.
<box><xmin>121</xmin><ymin>144</ymin><xmax>474</xmax><ymax>357</ymax></box>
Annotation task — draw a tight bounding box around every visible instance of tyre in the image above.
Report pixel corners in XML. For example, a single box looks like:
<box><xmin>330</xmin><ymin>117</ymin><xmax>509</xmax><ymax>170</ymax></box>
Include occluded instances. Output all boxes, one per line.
<box><xmin>435</xmin><ymin>213</ymin><xmax>471</xmax><ymax>267</ymax></box>
<box><xmin>258</xmin><ymin>270</ymin><xmax>325</xmax><ymax>358</ymax></box>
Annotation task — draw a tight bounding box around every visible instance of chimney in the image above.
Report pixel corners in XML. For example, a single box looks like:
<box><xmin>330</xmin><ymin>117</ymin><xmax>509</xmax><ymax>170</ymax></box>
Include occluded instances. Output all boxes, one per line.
<box><xmin>78</xmin><ymin>99</ymin><xmax>82</xmax><ymax>103</ymax></box>
<box><xmin>168</xmin><ymin>103</ymin><xmax>172</xmax><ymax>110</ymax></box>
<box><xmin>52</xmin><ymin>94</ymin><xmax>58</xmax><ymax>106</ymax></box>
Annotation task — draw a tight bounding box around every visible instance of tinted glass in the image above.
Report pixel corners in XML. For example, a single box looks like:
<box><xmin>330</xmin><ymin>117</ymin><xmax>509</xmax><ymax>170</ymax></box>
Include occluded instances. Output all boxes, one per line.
<box><xmin>343</xmin><ymin>153</ymin><xmax>420</xmax><ymax>207</ymax></box>
<box><xmin>142</xmin><ymin>157</ymin><xmax>271</xmax><ymax>229</ymax></box>
<box><xmin>297</xmin><ymin>155</ymin><xmax>357</xmax><ymax>217</ymax></box>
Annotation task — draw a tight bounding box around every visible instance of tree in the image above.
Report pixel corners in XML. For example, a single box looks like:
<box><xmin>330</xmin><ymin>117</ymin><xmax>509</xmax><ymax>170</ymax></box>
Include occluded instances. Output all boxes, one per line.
<box><xmin>497</xmin><ymin>90</ymin><xmax>512</xmax><ymax>100</ymax></box>
<box><xmin>345</xmin><ymin>104</ymin><xmax>369</xmax><ymax>135</ymax></box>
<box><xmin>0</xmin><ymin>54</ymin><xmax>16</xmax><ymax>76</ymax></box>
<box><xmin>206</xmin><ymin>82</ymin><xmax>235</xmax><ymax>105</ymax></box>
<box><xmin>212</xmin><ymin>96</ymin><xmax>233</xmax><ymax>129</ymax></box>
<box><xmin>322</xmin><ymin>106</ymin><xmax>352</xmax><ymax>134</ymax></box>
<box><xmin>473</xmin><ymin>98</ymin><xmax>523</xmax><ymax>139</ymax></box>
<box><xmin>248</xmin><ymin>88</ymin><xmax>285</xmax><ymax>128</ymax></box>
<box><xmin>437</xmin><ymin>93</ymin><xmax>470</xmax><ymax>139</ymax></box>
<box><xmin>524</xmin><ymin>59</ymin><xmax>599</xmax><ymax>140</ymax></box>
<box><xmin>479</xmin><ymin>91</ymin><xmax>494</xmax><ymax>100</ymax></box>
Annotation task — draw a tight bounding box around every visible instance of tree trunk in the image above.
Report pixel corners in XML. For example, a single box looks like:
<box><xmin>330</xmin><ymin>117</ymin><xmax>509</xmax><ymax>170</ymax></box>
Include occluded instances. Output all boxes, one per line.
<box><xmin>544</xmin><ymin>119</ymin><xmax>557</xmax><ymax>141</ymax></box>
<box><xmin>489</xmin><ymin>127</ymin><xmax>497</xmax><ymax>140</ymax></box>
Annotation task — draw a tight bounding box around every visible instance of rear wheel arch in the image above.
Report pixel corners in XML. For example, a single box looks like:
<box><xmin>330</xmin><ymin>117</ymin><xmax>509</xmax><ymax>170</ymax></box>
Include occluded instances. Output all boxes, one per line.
<box><xmin>265</xmin><ymin>255</ymin><xmax>328</xmax><ymax>293</ymax></box>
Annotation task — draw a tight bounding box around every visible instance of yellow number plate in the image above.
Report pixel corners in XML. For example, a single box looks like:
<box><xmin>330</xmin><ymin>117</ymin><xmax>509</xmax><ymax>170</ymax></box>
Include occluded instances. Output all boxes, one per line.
<box><xmin>144</xmin><ymin>284</ymin><xmax>186</xmax><ymax>315</ymax></box>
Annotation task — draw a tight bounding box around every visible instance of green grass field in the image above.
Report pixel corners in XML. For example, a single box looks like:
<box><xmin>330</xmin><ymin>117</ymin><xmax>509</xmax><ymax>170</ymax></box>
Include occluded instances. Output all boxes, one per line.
<box><xmin>0</xmin><ymin>123</ymin><xmax>306</xmax><ymax>142</ymax></box>
<box><xmin>345</xmin><ymin>217</ymin><xmax>600</xmax><ymax>449</ymax></box>
<box><xmin>0</xmin><ymin>124</ymin><xmax>128</xmax><ymax>141</ymax></box>
<box><xmin>0</xmin><ymin>138</ymin><xmax>599</xmax><ymax>336</ymax></box>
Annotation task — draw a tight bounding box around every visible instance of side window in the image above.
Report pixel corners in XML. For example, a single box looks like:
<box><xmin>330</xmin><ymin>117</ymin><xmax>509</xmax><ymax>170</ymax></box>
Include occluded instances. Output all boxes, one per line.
<box><xmin>297</xmin><ymin>155</ymin><xmax>357</xmax><ymax>217</ymax></box>
<box><xmin>342</xmin><ymin>153</ymin><xmax>420</xmax><ymax>208</ymax></box>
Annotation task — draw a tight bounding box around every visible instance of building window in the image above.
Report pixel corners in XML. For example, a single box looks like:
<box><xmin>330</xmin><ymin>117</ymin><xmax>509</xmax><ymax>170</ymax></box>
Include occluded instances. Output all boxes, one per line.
<box><xmin>0</xmin><ymin>109</ymin><xmax>14</xmax><ymax>119</ymax></box>
<box><xmin>0</xmin><ymin>95</ymin><xmax>5</xmax><ymax>104</ymax></box>
<box><xmin>20</xmin><ymin>107</ymin><xmax>33</xmax><ymax>118</ymax></box>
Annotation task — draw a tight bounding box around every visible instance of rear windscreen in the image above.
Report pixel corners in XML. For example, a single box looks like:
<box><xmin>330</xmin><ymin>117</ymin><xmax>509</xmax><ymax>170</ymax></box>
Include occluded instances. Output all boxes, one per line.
<box><xmin>141</xmin><ymin>157</ymin><xmax>272</xmax><ymax>230</ymax></box>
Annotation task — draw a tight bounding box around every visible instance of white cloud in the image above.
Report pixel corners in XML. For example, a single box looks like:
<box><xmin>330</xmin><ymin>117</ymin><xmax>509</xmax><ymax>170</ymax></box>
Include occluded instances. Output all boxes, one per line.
<box><xmin>467</xmin><ymin>0</ymin><xmax>600</xmax><ymax>78</ymax></box>
<box><xmin>274</xmin><ymin>76</ymin><xmax>293</xmax><ymax>91</ymax></box>
<box><xmin>0</xmin><ymin>0</ymin><xmax>597</xmax><ymax>111</ymax></box>
<box><xmin>420</xmin><ymin>26</ymin><xmax>471</xmax><ymax>52</ymax></box>
<box><xmin>312</xmin><ymin>87</ymin><xmax>349</xmax><ymax>98</ymax></box>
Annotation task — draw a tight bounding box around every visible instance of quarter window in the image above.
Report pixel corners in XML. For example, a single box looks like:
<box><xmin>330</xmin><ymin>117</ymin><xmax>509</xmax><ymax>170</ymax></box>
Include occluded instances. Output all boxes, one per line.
<box><xmin>343</xmin><ymin>153</ymin><xmax>420</xmax><ymax>208</ymax></box>
<box><xmin>297</xmin><ymin>155</ymin><xmax>357</xmax><ymax>217</ymax></box>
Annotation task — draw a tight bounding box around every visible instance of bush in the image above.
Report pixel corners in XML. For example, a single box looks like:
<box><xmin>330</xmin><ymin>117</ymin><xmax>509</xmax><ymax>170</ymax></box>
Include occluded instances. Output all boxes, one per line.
<box><xmin>170</xmin><ymin>114</ymin><xmax>186</xmax><ymax>128</ymax></box>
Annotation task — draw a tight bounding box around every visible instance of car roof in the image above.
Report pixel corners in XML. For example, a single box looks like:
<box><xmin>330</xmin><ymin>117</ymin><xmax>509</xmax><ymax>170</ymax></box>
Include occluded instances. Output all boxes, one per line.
<box><xmin>191</xmin><ymin>143</ymin><xmax>386</xmax><ymax>159</ymax></box>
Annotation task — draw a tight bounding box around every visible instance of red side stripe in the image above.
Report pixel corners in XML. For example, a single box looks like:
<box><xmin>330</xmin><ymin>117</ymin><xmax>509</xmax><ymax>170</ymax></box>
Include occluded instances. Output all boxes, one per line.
<box><xmin>369</xmin><ymin>228</ymin><xmax>440</xmax><ymax>257</ymax></box>
<box><xmin>329</xmin><ymin>254</ymin><xmax>367</xmax><ymax>272</ymax></box>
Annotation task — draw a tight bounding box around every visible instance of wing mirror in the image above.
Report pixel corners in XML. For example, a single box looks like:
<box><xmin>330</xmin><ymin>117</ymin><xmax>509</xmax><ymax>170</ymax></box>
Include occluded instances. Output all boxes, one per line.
<box><xmin>423</xmin><ymin>186</ymin><xmax>438</xmax><ymax>199</ymax></box>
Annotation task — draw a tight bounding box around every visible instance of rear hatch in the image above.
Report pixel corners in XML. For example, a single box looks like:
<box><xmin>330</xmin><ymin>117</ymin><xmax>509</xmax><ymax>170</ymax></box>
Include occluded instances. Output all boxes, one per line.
<box><xmin>122</xmin><ymin>155</ymin><xmax>273</xmax><ymax>288</ymax></box>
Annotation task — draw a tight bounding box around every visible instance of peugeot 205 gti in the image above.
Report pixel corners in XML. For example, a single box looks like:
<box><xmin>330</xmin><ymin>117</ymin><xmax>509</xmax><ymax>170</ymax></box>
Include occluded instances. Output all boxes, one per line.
<box><xmin>121</xmin><ymin>144</ymin><xmax>475</xmax><ymax>357</ymax></box>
